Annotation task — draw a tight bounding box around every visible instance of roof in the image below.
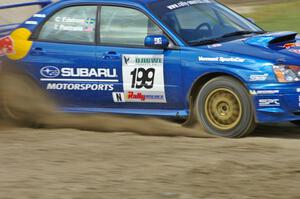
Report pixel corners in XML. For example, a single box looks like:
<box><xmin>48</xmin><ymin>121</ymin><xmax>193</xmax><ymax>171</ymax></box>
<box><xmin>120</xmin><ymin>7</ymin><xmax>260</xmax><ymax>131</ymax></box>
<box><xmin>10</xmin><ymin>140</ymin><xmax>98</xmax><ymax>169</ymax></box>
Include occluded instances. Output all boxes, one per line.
<box><xmin>55</xmin><ymin>0</ymin><xmax>159</xmax><ymax>6</ymax></box>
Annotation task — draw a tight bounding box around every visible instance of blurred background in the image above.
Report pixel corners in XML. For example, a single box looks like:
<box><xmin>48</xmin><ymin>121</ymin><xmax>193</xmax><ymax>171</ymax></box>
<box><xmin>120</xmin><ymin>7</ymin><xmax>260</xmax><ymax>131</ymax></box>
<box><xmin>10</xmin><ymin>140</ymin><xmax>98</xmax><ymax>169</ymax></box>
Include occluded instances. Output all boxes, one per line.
<box><xmin>1</xmin><ymin>0</ymin><xmax>300</xmax><ymax>33</ymax></box>
<box><xmin>221</xmin><ymin>0</ymin><xmax>300</xmax><ymax>33</ymax></box>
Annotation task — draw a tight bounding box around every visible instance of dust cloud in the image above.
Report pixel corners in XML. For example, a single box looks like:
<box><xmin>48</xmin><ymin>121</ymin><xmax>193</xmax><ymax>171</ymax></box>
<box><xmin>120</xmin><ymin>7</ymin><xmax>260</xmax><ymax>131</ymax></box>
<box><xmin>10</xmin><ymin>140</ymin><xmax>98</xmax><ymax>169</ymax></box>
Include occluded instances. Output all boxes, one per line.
<box><xmin>0</xmin><ymin>72</ymin><xmax>213</xmax><ymax>138</ymax></box>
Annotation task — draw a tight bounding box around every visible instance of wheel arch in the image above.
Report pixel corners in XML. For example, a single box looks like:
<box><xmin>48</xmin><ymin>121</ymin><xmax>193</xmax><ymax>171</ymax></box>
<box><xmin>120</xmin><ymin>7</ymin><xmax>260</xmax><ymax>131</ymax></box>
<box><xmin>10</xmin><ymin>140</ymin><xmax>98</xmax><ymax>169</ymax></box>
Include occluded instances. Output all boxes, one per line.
<box><xmin>187</xmin><ymin>72</ymin><xmax>249</xmax><ymax>106</ymax></box>
<box><xmin>184</xmin><ymin>72</ymin><xmax>257</xmax><ymax>136</ymax></box>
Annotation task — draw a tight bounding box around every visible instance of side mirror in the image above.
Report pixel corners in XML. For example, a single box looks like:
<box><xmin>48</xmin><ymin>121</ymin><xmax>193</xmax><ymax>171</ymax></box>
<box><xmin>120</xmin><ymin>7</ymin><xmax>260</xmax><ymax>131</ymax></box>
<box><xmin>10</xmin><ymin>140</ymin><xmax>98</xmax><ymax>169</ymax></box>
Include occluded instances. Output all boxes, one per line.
<box><xmin>144</xmin><ymin>35</ymin><xmax>169</xmax><ymax>49</ymax></box>
<box><xmin>247</xmin><ymin>18</ymin><xmax>255</xmax><ymax>24</ymax></box>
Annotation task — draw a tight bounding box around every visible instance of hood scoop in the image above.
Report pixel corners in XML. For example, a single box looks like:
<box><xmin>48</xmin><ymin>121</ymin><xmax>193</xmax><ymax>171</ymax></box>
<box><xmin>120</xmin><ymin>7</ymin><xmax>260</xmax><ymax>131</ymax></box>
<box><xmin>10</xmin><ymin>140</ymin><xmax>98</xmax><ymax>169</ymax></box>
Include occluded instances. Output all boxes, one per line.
<box><xmin>245</xmin><ymin>31</ymin><xmax>298</xmax><ymax>48</ymax></box>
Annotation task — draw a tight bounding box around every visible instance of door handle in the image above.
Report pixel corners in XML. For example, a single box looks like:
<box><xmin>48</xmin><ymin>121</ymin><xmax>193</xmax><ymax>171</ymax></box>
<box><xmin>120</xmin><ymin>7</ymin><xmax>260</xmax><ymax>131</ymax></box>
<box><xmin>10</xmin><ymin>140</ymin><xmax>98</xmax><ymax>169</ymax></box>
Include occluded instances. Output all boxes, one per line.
<box><xmin>102</xmin><ymin>51</ymin><xmax>120</xmax><ymax>60</ymax></box>
<box><xmin>31</xmin><ymin>47</ymin><xmax>45</xmax><ymax>55</ymax></box>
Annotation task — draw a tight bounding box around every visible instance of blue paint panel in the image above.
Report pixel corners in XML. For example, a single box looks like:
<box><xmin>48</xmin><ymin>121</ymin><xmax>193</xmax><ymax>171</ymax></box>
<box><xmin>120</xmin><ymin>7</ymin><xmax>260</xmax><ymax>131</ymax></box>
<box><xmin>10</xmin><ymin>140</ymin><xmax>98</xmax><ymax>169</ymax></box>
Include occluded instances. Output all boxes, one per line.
<box><xmin>22</xmin><ymin>41</ymin><xmax>98</xmax><ymax>107</ymax></box>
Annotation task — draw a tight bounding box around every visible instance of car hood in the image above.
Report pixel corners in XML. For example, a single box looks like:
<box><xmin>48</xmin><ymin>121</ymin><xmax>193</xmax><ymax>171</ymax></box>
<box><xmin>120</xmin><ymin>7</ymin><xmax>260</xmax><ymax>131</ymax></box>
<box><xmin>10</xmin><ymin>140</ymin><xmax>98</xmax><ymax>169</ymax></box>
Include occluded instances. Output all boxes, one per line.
<box><xmin>198</xmin><ymin>31</ymin><xmax>300</xmax><ymax>65</ymax></box>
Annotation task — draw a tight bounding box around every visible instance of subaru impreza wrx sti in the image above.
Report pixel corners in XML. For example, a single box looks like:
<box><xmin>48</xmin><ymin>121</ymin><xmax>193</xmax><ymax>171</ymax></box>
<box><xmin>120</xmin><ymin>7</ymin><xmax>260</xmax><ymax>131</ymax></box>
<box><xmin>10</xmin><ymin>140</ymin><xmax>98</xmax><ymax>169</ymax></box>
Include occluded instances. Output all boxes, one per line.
<box><xmin>0</xmin><ymin>0</ymin><xmax>300</xmax><ymax>137</ymax></box>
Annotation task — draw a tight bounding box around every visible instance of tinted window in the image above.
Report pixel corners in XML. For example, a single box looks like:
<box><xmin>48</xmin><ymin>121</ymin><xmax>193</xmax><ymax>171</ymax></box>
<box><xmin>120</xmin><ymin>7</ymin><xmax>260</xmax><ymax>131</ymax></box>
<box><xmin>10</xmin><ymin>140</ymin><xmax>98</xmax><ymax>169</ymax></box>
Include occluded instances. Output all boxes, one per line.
<box><xmin>100</xmin><ymin>6</ymin><xmax>163</xmax><ymax>46</ymax></box>
<box><xmin>38</xmin><ymin>6</ymin><xmax>97</xmax><ymax>43</ymax></box>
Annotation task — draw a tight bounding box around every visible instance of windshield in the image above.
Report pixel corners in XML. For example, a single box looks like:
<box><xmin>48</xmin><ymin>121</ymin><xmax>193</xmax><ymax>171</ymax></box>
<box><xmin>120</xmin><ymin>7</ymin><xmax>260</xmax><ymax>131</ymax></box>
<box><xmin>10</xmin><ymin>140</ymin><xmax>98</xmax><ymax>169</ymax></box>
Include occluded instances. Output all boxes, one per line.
<box><xmin>148</xmin><ymin>0</ymin><xmax>263</xmax><ymax>45</ymax></box>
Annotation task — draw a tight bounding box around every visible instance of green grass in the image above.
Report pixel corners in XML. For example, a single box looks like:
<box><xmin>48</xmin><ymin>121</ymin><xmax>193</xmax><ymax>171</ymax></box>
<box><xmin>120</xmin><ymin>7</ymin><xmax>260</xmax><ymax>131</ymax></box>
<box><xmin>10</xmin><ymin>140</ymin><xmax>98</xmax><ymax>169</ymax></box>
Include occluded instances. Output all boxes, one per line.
<box><xmin>244</xmin><ymin>0</ymin><xmax>300</xmax><ymax>33</ymax></box>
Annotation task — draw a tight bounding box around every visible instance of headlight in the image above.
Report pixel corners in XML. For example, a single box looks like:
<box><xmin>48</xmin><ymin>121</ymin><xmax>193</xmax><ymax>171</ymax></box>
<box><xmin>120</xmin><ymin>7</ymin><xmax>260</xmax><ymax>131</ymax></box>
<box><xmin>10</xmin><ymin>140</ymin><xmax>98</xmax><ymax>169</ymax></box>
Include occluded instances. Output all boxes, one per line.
<box><xmin>273</xmin><ymin>65</ymin><xmax>300</xmax><ymax>82</ymax></box>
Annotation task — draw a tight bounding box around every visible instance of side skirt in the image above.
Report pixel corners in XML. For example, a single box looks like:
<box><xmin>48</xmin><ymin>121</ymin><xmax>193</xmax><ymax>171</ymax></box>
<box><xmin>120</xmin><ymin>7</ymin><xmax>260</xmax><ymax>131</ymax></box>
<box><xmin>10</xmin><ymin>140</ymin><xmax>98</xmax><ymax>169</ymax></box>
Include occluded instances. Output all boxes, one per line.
<box><xmin>59</xmin><ymin>107</ymin><xmax>189</xmax><ymax>119</ymax></box>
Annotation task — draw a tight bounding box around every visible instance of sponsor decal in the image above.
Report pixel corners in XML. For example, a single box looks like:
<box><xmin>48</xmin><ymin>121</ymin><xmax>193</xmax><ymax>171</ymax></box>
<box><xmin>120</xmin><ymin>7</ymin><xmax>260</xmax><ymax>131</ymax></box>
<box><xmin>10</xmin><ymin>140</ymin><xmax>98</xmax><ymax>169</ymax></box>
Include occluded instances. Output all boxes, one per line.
<box><xmin>288</xmin><ymin>49</ymin><xmax>300</xmax><ymax>55</ymax></box>
<box><xmin>0</xmin><ymin>36</ymin><xmax>14</xmax><ymax>56</ymax></box>
<box><xmin>259</xmin><ymin>99</ymin><xmax>280</xmax><ymax>107</ymax></box>
<box><xmin>55</xmin><ymin>17</ymin><xmax>95</xmax><ymax>24</ymax></box>
<box><xmin>40</xmin><ymin>67</ymin><xmax>117</xmax><ymax>79</ymax></box>
<box><xmin>112</xmin><ymin>92</ymin><xmax>125</xmax><ymax>103</ymax></box>
<box><xmin>128</xmin><ymin>91</ymin><xmax>146</xmax><ymax>101</ymax></box>
<box><xmin>167</xmin><ymin>0</ymin><xmax>210</xmax><ymax>10</ymax></box>
<box><xmin>207</xmin><ymin>44</ymin><xmax>222</xmax><ymax>48</ymax></box>
<box><xmin>121</xmin><ymin>54</ymin><xmax>166</xmax><ymax>103</ymax></box>
<box><xmin>249</xmin><ymin>74</ymin><xmax>268</xmax><ymax>81</ymax></box>
<box><xmin>112</xmin><ymin>91</ymin><xmax>165</xmax><ymax>103</ymax></box>
<box><xmin>198</xmin><ymin>56</ymin><xmax>245</xmax><ymax>63</ymax></box>
<box><xmin>250</xmin><ymin>90</ymin><xmax>279</xmax><ymax>95</ymax></box>
<box><xmin>284</xmin><ymin>43</ymin><xmax>300</xmax><ymax>49</ymax></box>
<box><xmin>40</xmin><ymin>66</ymin><xmax>60</xmax><ymax>78</ymax></box>
<box><xmin>126</xmin><ymin>91</ymin><xmax>165</xmax><ymax>102</ymax></box>
<box><xmin>0</xmin><ymin>28</ymin><xmax>33</xmax><ymax>60</ymax></box>
<box><xmin>154</xmin><ymin>37</ymin><xmax>163</xmax><ymax>45</ymax></box>
<box><xmin>249</xmin><ymin>90</ymin><xmax>257</xmax><ymax>95</ymax></box>
<box><xmin>46</xmin><ymin>83</ymin><xmax>113</xmax><ymax>91</ymax></box>
<box><xmin>25</xmin><ymin>21</ymin><xmax>38</xmax><ymax>25</ymax></box>
<box><xmin>262</xmin><ymin>63</ymin><xmax>274</xmax><ymax>67</ymax></box>
<box><xmin>297</xmin><ymin>88</ymin><xmax>300</xmax><ymax>93</ymax></box>
<box><xmin>7</xmin><ymin>28</ymin><xmax>33</xmax><ymax>60</ymax></box>
<box><xmin>33</xmin><ymin>14</ymin><xmax>46</xmax><ymax>18</ymax></box>
<box><xmin>41</xmin><ymin>67</ymin><xmax>118</xmax><ymax>91</ymax></box>
<box><xmin>54</xmin><ymin>24</ymin><xmax>94</xmax><ymax>32</ymax></box>
<box><xmin>60</xmin><ymin>68</ymin><xmax>117</xmax><ymax>78</ymax></box>
<box><xmin>54</xmin><ymin>17</ymin><xmax>95</xmax><ymax>32</ymax></box>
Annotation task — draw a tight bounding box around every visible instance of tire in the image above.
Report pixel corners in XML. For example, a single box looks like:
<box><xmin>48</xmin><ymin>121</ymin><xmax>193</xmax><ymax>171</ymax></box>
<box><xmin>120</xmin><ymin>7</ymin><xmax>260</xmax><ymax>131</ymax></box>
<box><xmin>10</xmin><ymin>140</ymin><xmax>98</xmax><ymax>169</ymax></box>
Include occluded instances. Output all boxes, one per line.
<box><xmin>194</xmin><ymin>76</ymin><xmax>256</xmax><ymax>138</ymax></box>
<box><xmin>291</xmin><ymin>120</ymin><xmax>300</xmax><ymax>126</ymax></box>
<box><xmin>0</xmin><ymin>72</ymin><xmax>54</xmax><ymax>126</ymax></box>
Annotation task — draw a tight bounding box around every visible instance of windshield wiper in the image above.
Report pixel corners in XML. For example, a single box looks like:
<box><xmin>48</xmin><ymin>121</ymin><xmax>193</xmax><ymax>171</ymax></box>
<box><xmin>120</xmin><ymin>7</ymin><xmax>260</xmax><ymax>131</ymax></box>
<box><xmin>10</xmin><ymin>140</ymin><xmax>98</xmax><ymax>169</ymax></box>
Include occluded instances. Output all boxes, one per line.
<box><xmin>189</xmin><ymin>39</ymin><xmax>220</xmax><ymax>46</ymax></box>
<box><xmin>188</xmin><ymin>31</ymin><xmax>266</xmax><ymax>46</ymax></box>
<box><xmin>221</xmin><ymin>30</ymin><xmax>266</xmax><ymax>38</ymax></box>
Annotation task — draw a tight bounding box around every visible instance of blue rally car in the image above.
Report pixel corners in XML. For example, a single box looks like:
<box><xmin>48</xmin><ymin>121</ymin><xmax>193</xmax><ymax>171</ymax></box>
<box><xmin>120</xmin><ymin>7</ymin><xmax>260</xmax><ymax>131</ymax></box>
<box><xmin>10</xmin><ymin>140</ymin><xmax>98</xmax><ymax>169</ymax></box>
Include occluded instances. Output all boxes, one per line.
<box><xmin>0</xmin><ymin>0</ymin><xmax>300</xmax><ymax>137</ymax></box>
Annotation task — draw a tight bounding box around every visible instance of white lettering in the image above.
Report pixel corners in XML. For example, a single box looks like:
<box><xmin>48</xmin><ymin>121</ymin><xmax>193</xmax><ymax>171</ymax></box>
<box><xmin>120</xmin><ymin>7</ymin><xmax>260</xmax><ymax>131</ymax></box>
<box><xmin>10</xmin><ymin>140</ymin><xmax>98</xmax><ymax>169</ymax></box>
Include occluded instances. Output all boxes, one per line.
<box><xmin>25</xmin><ymin>21</ymin><xmax>38</xmax><ymax>25</ymax></box>
<box><xmin>250</xmin><ymin>74</ymin><xmax>269</xmax><ymax>81</ymax></box>
<box><xmin>60</xmin><ymin>68</ymin><xmax>117</xmax><ymax>78</ymax></box>
<box><xmin>47</xmin><ymin>83</ymin><xmax>114</xmax><ymax>91</ymax></box>
<box><xmin>167</xmin><ymin>0</ymin><xmax>211</xmax><ymax>10</ymax></box>
<box><xmin>259</xmin><ymin>99</ymin><xmax>280</xmax><ymax>107</ymax></box>
<box><xmin>33</xmin><ymin>14</ymin><xmax>46</xmax><ymax>18</ymax></box>
<box><xmin>198</xmin><ymin>56</ymin><xmax>245</xmax><ymax>63</ymax></box>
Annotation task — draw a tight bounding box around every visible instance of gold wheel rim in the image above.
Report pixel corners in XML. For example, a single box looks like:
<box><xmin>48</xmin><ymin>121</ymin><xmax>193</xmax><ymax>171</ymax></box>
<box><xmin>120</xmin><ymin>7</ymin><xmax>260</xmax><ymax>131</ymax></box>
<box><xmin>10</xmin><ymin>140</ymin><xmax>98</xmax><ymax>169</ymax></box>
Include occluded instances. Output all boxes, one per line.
<box><xmin>204</xmin><ymin>88</ymin><xmax>242</xmax><ymax>131</ymax></box>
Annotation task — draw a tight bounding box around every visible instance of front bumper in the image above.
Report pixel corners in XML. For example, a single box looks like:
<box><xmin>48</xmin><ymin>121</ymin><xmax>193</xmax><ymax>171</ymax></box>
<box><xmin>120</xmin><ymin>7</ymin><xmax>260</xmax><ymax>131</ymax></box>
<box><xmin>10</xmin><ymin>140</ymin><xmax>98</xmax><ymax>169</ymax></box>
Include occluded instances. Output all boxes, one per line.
<box><xmin>249</xmin><ymin>83</ymin><xmax>300</xmax><ymax>123</ymax></box>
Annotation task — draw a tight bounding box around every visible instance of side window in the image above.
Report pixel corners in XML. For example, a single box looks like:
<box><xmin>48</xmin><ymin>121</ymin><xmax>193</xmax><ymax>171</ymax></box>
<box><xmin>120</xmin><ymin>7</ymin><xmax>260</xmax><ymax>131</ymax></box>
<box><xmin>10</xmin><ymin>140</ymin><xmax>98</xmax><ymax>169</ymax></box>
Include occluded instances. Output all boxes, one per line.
<box><xmin>100</xmin><ymin>6</ymin><xmax>163</xmax><ymax>46</ymax></box>
<box><xmin>38</xmin><ymin>6</ymin><xmax>97</xmax><ymax>43</ymax></box>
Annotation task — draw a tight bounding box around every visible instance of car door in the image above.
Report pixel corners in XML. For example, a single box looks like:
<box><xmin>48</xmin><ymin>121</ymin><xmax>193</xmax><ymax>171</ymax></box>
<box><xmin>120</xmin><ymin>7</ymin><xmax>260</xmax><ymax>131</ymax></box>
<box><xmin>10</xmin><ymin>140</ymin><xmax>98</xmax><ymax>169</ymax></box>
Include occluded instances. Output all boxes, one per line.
<box><xmin>96</xmin><ymin>5</ymin><xmax>183</xmax><ymax>110</ymax></box>
<box><xmin>23</xmin><ymin>5</ymin><xmax>104</xmax><ymax>108</ymax></box>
